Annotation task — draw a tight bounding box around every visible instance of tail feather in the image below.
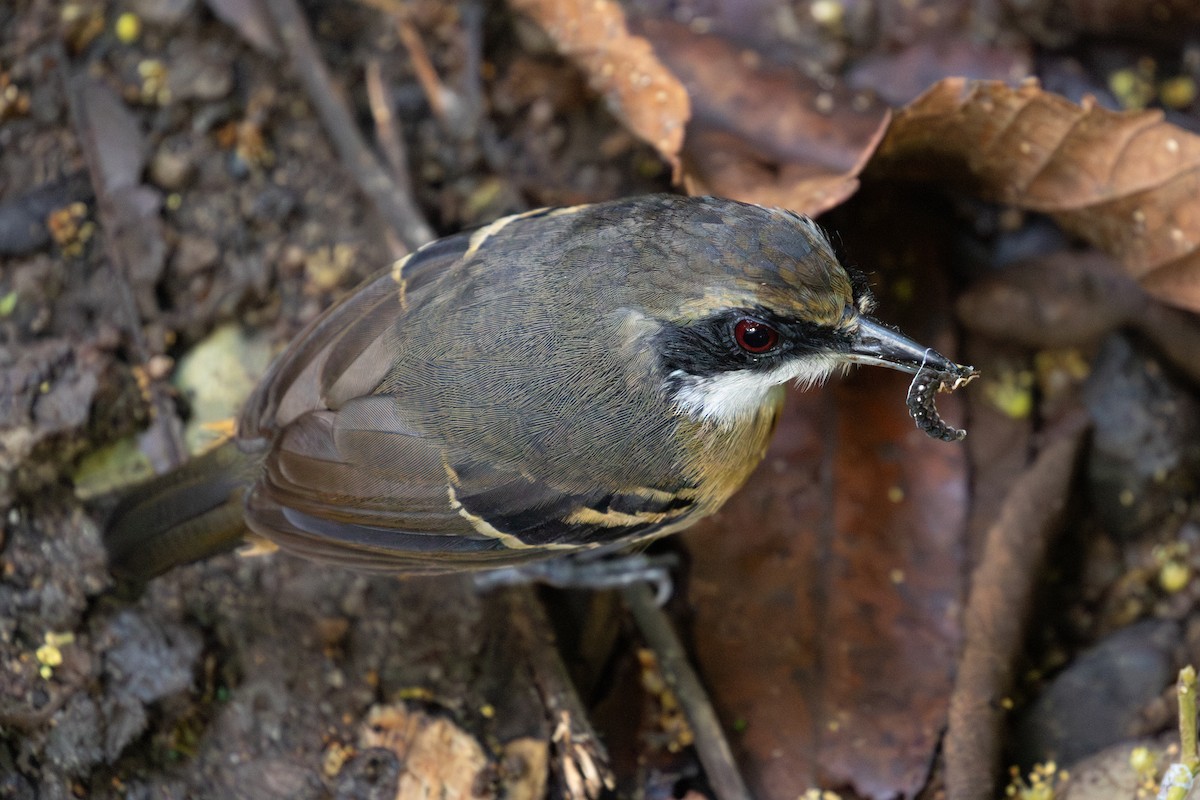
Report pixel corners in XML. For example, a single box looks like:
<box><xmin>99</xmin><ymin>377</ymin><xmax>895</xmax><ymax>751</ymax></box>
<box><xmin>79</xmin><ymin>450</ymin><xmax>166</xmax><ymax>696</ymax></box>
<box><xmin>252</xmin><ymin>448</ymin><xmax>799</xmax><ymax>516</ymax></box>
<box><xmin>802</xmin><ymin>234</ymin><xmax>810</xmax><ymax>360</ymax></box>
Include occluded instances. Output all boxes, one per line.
<box><xmin>103</xmin><ymin>441</ymin><xmax>259</xmax><ymax>580</ymax></box>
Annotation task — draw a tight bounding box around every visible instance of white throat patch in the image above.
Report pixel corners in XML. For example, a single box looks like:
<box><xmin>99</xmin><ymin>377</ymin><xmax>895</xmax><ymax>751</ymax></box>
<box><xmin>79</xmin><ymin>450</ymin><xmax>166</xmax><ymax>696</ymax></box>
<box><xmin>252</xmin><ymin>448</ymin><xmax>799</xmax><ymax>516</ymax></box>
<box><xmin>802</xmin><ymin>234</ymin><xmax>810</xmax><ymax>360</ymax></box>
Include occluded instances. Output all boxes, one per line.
<box><xmin>670</xmin><ymin>355</ymin><xmax>843</xmax><ymax>425</ymax></box>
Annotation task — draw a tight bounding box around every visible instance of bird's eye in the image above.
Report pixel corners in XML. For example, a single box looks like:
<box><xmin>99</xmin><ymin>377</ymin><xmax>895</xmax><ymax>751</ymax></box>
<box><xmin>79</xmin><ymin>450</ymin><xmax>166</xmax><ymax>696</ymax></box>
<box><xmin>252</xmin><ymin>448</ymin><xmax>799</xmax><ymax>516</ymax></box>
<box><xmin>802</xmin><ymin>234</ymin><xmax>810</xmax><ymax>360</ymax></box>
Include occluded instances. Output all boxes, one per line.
<box><xmin>733</xmin><ymin>318</ymin><xmax>779</xmax><ymax>354</ymax></box>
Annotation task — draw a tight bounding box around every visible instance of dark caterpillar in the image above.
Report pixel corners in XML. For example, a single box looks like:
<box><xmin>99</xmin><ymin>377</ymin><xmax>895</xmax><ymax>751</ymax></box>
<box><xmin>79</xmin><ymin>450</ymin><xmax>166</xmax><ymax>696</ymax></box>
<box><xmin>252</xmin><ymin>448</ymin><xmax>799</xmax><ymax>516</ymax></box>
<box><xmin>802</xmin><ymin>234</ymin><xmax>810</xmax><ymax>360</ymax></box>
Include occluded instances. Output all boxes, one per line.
<box><xmin>907</xmin><ymin>360</ymin><xmax>979</xmax><ymax>442</ymax></box>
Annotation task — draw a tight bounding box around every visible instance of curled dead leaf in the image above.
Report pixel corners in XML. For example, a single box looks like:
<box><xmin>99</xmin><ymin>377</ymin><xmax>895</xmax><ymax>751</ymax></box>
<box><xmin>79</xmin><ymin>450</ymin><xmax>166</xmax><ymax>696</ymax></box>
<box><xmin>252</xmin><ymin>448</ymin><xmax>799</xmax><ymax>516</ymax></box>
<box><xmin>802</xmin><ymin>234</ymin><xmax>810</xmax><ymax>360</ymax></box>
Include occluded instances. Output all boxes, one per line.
<box><xmin>945</xmin><ymin>425</ymin><xmax>1088</xmax><ymax>800</ymax></box>
<box><xmin>508</xmin><ymin>0</ymin><xmax>689</xmax><ymax>181</ymax></box>
<box><xmin>636</xmin><ymin>19</ymin><xmax>890</xmax><ymax>217</ymax></box>
<box><xmin>679</xmin><ymin>127</ymin><xmax>867</xmax><ymax>218</ymax></box>
<box><xmin>871</xmin><ymin>78</ymin><xmax>1200</xmax><ymax>313</ymax></box>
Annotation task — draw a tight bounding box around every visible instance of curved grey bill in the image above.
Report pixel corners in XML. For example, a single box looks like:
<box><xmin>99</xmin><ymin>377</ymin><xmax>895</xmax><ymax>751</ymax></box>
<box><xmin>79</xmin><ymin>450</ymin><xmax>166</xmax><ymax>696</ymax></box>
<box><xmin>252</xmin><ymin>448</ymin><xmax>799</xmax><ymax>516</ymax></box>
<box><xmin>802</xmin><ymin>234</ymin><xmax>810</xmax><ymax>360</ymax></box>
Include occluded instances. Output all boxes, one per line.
<box><xmin>844</xmin><ymin>317</ymin><xmax>960</xmax><ymax>375</ymax></box>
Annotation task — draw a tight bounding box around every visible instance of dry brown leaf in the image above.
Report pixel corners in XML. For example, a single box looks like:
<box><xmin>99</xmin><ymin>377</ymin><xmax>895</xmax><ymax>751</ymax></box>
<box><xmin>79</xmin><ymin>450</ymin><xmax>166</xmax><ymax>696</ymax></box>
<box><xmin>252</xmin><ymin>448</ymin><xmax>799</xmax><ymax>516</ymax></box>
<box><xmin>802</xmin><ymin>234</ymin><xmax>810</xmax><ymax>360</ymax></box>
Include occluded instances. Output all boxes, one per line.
<box><xmin>359</xmin><ymin>703</ymin><xmax>492</xmax><ymax>800</ymax></box>
<box><xmin>508</xmin><ymin>0</ymin><xmax>689</xmax><ymax>180</ymax></box>
<box><xmin>871</xmin><ymin>78</ymin><xmax>1200</xmax><ymax>313</ymax></box>
<box><xmin>636</xmin><ymin>19</ymin><xmax>890</xmax><ymax>217</ymax></box>
<box><xmin>686</xmin><ymin>251</ymin><xmax>967</xmax><ymax>799</ymax></box>
<box><xmin>944</xmin><ymin>426</ymin><xmax>1087</xmax><ymax>800</ymax></box>
<box><xmin>680</xmin><ymin>127</ymin><xmax>867</xmax><ymax>218</ymax></box>
<box><xmin>687</xmin><ymin>381</ymin><xmax>966</xmax><ymax>799</ymax></box>
<box><xmin>499</xmin><ymin>738</ymin><xmax>549</xmax><ymax>800</ymax></box>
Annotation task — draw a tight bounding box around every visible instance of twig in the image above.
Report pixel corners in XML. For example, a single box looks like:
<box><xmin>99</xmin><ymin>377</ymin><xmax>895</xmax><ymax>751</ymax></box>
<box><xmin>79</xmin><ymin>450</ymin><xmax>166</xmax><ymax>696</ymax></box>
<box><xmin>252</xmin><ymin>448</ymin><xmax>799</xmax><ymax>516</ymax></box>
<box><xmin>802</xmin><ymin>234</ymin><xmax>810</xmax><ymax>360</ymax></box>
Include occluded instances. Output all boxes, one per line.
<box><xmin>1180</xmin><ymin>667</ymin><xmax>1199</xmax><ymax>774</ymax></box>
<box><xmin>458</xmin><ymin>0</ymin><xmax>486</xmax><ymax>135</ymax></box>
<box><xmin>396</xmin><ymin>17</ymin><xmax>451</xmax><ymax>126</ymax></box>
<box><xmin>621</xmin><ymin>583</ymin><xmax>751</xmax><ymax>800</ymax></box>
<box><xmin>457</xmin><ymin>0</ymin><xmax>509</xmax><ymax>174</ymax></box>
<box><xmin>1159</xmin><ymin>670</ymin><xmax>1199</xmax><ymax>800</ymax></box>
<box><xmin>363</xmin><ymin>59</ymin><xmax>418</xmax><ymax>258</ymax></box>
<box><xmin>357</xmin><ymin>0</ymin><xmax>458</xmax><ymax>130</ymax></box>
<box><xmin>506</xmin><ymin>585</ymin><xmax>615</xmax><ymax>799</ymax></box>
<box><xmin>1156</xmin><ymin>671</ymin><xmax>1195</xmax><ymax>800</ymax></box>
<box><xmin>364</xmin><ymin>59</ymin><xmax>410</xmax><ymax>183</ymax></box>
<box><xmin>261</xmin><ymin>0</ymin><xmax>434</xmax><ymax>252</ymax></box>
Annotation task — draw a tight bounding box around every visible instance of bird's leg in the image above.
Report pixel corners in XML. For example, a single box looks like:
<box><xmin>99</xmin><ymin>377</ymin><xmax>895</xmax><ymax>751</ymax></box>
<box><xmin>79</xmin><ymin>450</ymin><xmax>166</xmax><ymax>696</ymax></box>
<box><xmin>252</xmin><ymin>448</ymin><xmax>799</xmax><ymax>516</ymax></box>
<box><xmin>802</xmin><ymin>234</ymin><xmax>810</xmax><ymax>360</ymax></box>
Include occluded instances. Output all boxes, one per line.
<box><xmin>473</xmin><ymin>551</ymin><xmax>678</xmax><ymax>605</ymax></box>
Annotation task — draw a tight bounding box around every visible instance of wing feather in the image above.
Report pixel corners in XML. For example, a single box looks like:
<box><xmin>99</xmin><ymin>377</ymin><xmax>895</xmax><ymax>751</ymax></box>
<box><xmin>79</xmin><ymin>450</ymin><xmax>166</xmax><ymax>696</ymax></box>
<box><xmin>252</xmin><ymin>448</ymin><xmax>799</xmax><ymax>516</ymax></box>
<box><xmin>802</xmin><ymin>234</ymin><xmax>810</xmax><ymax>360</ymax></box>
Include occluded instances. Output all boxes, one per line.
<box><xmin>233</xmin><ymin>225</ymin><xmax>702</xmax><ymax>572</ymax></box>
<box><xmin>244</xmin><ymin>399</ymin><xmax>699</xmax><ymax>572</ymax></box>
<box><xmin>240</xmin><ymin>230</ymin><xmax>471</xmax><ymax>437</ymax></box>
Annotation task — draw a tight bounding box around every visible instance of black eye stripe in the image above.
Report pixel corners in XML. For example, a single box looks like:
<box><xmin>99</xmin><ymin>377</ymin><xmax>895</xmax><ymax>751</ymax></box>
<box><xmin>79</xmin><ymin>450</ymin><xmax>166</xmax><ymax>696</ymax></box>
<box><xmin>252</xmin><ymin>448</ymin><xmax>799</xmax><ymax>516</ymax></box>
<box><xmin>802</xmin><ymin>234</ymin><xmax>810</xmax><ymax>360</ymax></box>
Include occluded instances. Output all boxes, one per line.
<box><xmin>656</xmin><ymin>307</ymin><xmax>849</xmax><ymax>382</ymax></box>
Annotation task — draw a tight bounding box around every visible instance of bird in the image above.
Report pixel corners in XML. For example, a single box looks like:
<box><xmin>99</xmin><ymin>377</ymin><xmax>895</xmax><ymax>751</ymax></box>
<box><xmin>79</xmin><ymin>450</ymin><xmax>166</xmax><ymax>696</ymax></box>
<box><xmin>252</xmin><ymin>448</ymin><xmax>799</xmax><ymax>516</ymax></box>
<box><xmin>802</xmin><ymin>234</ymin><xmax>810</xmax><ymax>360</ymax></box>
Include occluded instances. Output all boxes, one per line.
<box><xmin>103</xmin><ymin>194</ymin><xmax>971</xmax><ymax>584</ymax></box>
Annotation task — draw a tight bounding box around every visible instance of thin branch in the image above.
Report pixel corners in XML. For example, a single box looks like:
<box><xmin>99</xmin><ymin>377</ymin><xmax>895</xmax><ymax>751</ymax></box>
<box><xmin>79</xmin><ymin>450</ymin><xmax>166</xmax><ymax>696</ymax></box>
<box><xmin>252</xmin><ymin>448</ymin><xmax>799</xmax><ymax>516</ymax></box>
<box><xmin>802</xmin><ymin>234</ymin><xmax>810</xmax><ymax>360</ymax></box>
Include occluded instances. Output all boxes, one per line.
<box><xmin>622</xmin><ymin>583</ymin><xmax>752</xmax><ymax>800</ymax></box>
<box><xmin>262</xmin><ymin>0</ymin><xmax>435</xmax><ymax>252</ymax></box>
<box><xmin>1180</xmin><ymin>666</ymin><xmax>1199</xmax><ymax>774</ymax></box>
<box><xmin>364</xmin><ymin>59</ymin><xmax>410</xmax><ymax>183</ymax></box>
<box><xmin>396</xmin><ymin>17</ymin><xmax>451</xmax><ymax>126</ymax></box>
<box><xmin>506</xmin><ymin>585</ymin><xmax>615</xmax><ymax>799</ymax></box>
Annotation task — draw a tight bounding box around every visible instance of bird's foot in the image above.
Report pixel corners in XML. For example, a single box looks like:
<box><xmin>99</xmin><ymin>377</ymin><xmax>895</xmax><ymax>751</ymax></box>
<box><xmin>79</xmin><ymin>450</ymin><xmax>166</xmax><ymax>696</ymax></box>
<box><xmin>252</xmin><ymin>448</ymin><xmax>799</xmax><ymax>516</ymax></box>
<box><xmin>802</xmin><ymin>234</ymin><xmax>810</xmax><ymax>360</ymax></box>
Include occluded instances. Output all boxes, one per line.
<box><xmin>473</xmin><ymin>552</ymin><xmax>677</xmax><ymax>605</ymax></box>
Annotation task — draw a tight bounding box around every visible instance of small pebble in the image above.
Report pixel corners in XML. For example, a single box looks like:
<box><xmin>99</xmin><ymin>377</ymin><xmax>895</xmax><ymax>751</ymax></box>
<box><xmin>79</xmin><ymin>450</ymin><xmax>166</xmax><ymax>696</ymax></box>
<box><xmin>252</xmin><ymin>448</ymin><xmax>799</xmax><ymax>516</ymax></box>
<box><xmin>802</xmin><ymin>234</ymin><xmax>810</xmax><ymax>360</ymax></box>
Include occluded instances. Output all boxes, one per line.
<box><xmin>150</xmin><ymin>147</ymin><xmax>194</xmax><ymax>191</ymax></box>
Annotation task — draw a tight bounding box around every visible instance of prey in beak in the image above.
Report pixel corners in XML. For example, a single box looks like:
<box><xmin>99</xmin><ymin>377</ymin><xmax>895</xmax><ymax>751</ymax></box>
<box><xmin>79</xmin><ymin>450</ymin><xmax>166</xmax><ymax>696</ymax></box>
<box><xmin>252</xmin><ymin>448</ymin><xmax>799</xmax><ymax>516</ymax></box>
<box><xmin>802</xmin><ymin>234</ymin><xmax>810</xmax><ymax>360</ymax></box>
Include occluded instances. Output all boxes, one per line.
<box><xmin>846</xmin><ymin>317</ymin><xmax>980</xmax><ymax>441</ymax></box>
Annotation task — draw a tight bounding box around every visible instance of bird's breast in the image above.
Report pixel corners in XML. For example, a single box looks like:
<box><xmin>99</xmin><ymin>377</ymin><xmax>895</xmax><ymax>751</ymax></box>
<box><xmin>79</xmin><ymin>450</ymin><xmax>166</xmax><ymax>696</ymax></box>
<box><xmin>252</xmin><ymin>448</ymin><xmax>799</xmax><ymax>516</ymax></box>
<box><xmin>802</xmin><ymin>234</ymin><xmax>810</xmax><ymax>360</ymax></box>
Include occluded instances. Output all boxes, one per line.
<box><xmin>678</xmin><ymin>384</ymin><xmax>785</xmax><ymax>513</ymax></box>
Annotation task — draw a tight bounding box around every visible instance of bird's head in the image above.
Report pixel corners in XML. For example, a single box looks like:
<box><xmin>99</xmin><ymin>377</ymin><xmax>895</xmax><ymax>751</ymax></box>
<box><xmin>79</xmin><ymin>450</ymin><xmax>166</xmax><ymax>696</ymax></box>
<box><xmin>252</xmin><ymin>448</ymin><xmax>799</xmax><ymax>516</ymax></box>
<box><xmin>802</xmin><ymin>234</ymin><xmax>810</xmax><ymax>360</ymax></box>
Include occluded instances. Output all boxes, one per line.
<box><xmin>645</xmin><ymin>199</ymin><xmax>961</xmax><ymax>425</ymax></box>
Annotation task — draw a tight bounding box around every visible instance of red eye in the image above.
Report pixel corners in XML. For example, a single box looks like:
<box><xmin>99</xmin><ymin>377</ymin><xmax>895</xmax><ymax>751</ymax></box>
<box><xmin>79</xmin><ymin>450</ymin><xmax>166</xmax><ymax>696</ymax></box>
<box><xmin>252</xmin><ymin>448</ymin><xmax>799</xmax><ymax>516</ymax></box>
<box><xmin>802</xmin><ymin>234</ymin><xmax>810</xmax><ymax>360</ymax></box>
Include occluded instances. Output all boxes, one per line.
<box><xmin>734</xmin><ymin>318</ymin><xmax>779</xmax><ymax>354</ymax></box>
